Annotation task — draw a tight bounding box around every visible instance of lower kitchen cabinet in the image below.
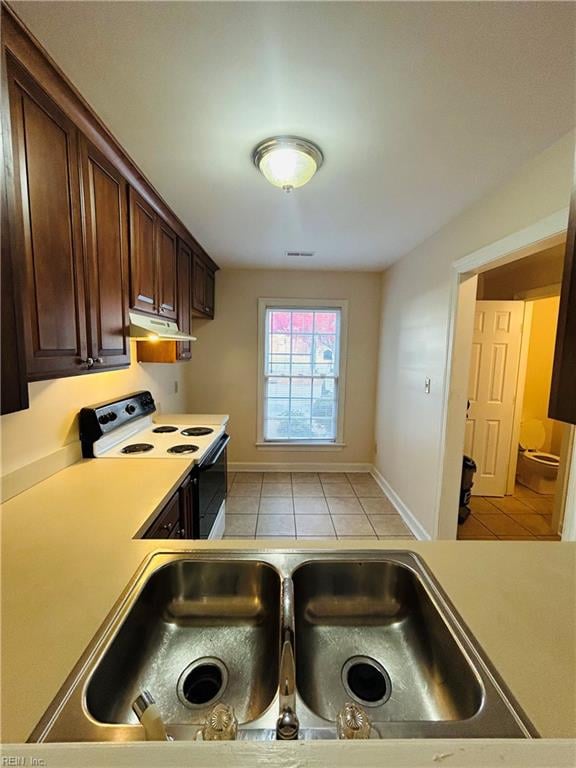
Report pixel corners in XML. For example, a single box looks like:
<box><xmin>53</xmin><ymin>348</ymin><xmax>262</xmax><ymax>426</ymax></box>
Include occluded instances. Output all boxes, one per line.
<box><xmin>143</xmin><ymin>473</ymin><xmax>195</xmax><ymax>539</ymax></box>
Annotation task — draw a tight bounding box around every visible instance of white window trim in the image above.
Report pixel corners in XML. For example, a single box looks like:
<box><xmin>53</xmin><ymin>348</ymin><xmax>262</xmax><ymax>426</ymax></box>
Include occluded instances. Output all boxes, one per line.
<box><xmin>256</xmin><ymin>297</ymin><xmax>348</xmax><ymax>449</ymax></box>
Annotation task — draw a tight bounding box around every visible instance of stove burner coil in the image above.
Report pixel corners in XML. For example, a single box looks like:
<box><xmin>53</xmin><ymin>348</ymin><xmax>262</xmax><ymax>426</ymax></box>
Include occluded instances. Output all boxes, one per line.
<box><xmin>120</xmin><ymin>443</ymin><xmax>154</xmax><ymax>454</ymax></box>
<box><xmin>152</xmin><ymin>425</ymin><xmax>178</xmax><ymax>433</ymax></box>
<box><xmin>181</xmin><ymin>427</ymin><xmax>214</xmax><ymax>437</ymax></box>
<box><xmin>167</xmin><ymin>444</ymin><xmax>200</xmax><ymax>454</ymax></box>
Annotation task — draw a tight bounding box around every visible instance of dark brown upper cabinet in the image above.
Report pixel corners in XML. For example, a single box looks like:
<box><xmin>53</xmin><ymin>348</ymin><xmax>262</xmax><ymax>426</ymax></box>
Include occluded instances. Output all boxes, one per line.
<box><xmin>129</xmin><ymin>187</ymin><xmax>178</xmax><ymax>320</ymax></box>
<box><xmin>192</xmin><ymin>252</ymin><xmax>215</xmax><ymax>319</ymax></box>
<box><xmin>6</xmin><ymin>55</ymin><xmax>89</xmax><ymax>381</ymax></box>
<box><xmin>157</xmin><ymin>219</ymin><xmax>178</xmax><ymax>320</ymax></box>
<box><xmin>129</xmin><ymin>188</ymin><xmax>157</xmax><ymax>314</ymax></box>
<box><xmin>177</xmin><ymin>240</ymin><xmax>193</xmax><ymax>360</ymax></box>
<box><xmin>79</xmin><ymin>137</ymin><xmax>130</xmax><ymax>370</ymax></box>
<box><xmin>549</xmin><ymin>175</ymin><xmax>576</xmax><ymax>425</ymax></box>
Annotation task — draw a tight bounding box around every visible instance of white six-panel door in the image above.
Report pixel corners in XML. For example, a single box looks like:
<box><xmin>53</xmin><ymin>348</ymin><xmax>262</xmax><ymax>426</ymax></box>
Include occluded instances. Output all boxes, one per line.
<box><xmin>465</xmin><ymin>301</ymin><xmax>524</xmax><ymax>496</ymax></box>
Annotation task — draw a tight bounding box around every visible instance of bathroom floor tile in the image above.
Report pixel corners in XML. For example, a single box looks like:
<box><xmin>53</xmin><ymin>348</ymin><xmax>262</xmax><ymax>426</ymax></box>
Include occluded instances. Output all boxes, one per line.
<box><xmin>474</xmin><ymin>513</ymin><xmax>531</xmax><ymax>537</ymax></box>
<box><xmin>226</xmin><ymin>497</ymin><xmax>260</xmax><ymax>515</ymax></box>
<box><xmin>486</xmin><ymin>496</ymin><xmax>534</xmax><ymax>514</ymax></box>
<box><xmin>224</xmin><ymin>514</ymin><xmax>257</xmax><ymax>536</ymax></box>
<box><xmin>257</xmin><ymin>514</ymin><xmax>296</xmax><ymax>536</ymax></box>
<box><xmin>295</xmin><ymin>515</ymin><xmax>336</xmax><ymax>537</ymax></box>
<box><xmin>520</xmin><ymin>496</ymin><xmax>554</xmax><ymax>515</ymax></box>
<box><xmin>514</xmin><ymin>483</ymin><xmax>543</xmax><ymax>498</ymax></box>
<box><xmin>506</xmin><ymin>513</ymin><xmax>556</xmax><ymax>536</ymax></box>
<box><xmin>259</xmin><ymin>497</ymin><xmax>294</xmax><ymax>515</ymax></box>
<box><xmin>331</xmin><ymin>514</ymin><xmax>375</xmax><ymax>536</ymax></box>
<box><xmin>469</xmin><ymin>496</ymin><xmax>499</xmax><ymax>514</ymax></box>
<box><xmin>294</xmin><ymin>497</ymin><xmax>330</xmax><ymax>515</ymax></box>
<box><xmin>457</xmin><ymin>516</ymin><xmax>497</xmax><ymax>539</ymax></box>
<box><xmin>326</xmin><ymin>497</ymin><xmax>365</xmax><ymax>515</ymax></box>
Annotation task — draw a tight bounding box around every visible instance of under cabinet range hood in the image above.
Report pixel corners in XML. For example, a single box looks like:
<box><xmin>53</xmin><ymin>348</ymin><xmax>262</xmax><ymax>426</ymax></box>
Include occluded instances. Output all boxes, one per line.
<box><xmin>129</xmin><ymin>311</ymin><xmax>197</xmax><ymax>342</ymax></box>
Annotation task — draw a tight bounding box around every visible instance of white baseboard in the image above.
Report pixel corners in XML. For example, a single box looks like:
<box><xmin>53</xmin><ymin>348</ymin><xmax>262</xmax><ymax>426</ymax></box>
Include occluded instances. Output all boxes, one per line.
<box><xmin>230</xmin><ymin>461</ymin><xmax>373</xmax><ymax>473</ymax></box>
<box><xmin>370</xmin><ymin>465</ymin><xmax>431</xmax><ymax>541</ymax></box>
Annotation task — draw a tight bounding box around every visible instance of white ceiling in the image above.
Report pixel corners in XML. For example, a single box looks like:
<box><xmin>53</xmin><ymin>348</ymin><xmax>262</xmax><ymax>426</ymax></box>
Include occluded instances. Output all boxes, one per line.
<box><xmin>12</xmin><ymin>1</ymin><xmax>576</xmax><ymax>271</ymax></box>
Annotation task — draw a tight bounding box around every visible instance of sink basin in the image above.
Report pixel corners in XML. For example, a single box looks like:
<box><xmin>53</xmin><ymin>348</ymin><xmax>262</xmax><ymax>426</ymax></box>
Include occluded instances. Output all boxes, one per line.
<box><xmin>86</xmin><ymin>560</ymin><xmax>280</xmax><ymax>726</ymax></box>
<box><xmin>293</xmin><ymin>560</ymin><xmax>482</xmax><ymax>723</ymax></box>
<box><xmin>30</xmin><ymin>551</ymin><xmax>536</xmax><ymax>742</ymax></box>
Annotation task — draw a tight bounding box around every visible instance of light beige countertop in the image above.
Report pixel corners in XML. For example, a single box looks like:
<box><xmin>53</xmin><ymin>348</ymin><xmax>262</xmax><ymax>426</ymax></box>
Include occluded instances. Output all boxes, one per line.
<box><xmin>1</xmin><ymin>457</ymin><xmax>575</xmax><ymax>760</ymax></box>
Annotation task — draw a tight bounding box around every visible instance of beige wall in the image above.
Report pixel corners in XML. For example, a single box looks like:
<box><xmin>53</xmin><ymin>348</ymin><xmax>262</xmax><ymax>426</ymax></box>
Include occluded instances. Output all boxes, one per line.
<box><xmin>478</xmin><ymin>242</ymin><xmax>565</xmax><ymax>300</ymax></box>
<box><xmin>522</xmin><ymin>297</ymin><xmax>565</xmax><ymax>456</ymax></box>
<box><xmin>185</xmin><ymin>269</ymin><xmax>381</xmax><ymax>466</ymax></box>
<box><xmin>374</xmin><ymin>131</ymin><xmax>574</xmax><ymax>538</ymax></box>
<box><xmin>0</xmin><ymin>342</ymin><xmax>187</xmax><ymax>476</ymax></box>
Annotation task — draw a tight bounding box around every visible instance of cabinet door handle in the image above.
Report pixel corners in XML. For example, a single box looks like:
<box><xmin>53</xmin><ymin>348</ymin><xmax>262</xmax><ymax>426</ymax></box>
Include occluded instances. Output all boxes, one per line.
<box><xmin>95</xmin><ymin>357</ymin><xmax>104</xmax><ymax>364</ymax></box>
<box><xmin>80</xmin><ymin>357</ymin><xmax>94</xmax><ymax>369</ymax></box>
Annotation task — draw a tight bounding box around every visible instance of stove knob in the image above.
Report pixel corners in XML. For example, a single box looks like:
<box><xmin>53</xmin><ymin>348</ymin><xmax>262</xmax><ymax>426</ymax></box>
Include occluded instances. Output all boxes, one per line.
<box><xmin>98</xmin><ymin>414</ymin><xmax>109</xmax><ymax>425</ymax></box>
<box><xmin>108</xmin><ymin>412</ymin><xmax>118</xmax><ymax>421</ymax></box>
<box><xmin>126</xmin><ymin>404</ymin><xmax>136</xmax><ymax>415</ymax></box>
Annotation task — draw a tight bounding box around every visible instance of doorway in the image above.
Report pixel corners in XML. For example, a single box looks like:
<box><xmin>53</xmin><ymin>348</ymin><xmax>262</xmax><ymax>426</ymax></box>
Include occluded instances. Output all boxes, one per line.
<box><xmin>436</xmin><ymin>208</ymin><xmax>576</xmax><ymax>541</ymax></box>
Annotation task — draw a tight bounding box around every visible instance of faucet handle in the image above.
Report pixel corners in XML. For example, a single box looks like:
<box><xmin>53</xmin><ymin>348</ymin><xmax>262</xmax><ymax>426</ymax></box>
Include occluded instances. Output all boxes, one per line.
<box><xmin>202</xmin><ymin>703</ymin><xmax>238</xmax><ymax>741</ymax></box>
<box><xmin>336</xmin><ymin>702</ymin><xmax>371</xmax><ymax>739</ymax></box>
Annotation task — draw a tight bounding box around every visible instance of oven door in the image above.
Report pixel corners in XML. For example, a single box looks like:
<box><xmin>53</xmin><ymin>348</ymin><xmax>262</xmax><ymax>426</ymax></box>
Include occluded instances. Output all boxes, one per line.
<box><xmin>195</xmin><ymin>433</ymin><xmax>229</xmax><ymax>539</ymax></box>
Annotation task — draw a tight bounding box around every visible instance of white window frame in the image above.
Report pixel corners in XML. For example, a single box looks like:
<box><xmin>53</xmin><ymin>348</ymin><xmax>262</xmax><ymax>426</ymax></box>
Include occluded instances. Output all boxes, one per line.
<box><xmin>256</xmin><ymin>297</ymin><xmax>348</xmax><ymax>449</ymax></box>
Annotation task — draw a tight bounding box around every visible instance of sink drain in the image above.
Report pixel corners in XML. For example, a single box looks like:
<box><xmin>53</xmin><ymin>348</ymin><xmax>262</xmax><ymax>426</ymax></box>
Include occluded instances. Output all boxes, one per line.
<box><xmin>342</xmin><ymin>656</ymin><xmax>392</xmax><ymax>707</ymax></box>
<box><xmin>177</xmin><ymin>657</ymin><xmax>228</xmax><ymax>708</ymax></box>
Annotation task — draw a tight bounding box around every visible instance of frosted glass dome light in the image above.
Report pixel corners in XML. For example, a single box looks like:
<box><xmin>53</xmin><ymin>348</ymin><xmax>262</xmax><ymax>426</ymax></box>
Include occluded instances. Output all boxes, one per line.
<box><xmin>252</xmin><ymin>136</ymin><xmax>324</xmax><ymax>192</ymax></box>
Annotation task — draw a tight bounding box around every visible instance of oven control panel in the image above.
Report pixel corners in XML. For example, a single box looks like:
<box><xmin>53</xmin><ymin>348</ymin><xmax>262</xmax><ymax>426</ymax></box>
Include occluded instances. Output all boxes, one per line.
<box><xmin>79</xmin><ymin>391</ymin><xmax>156</xmax><ymax>456</ymax></box>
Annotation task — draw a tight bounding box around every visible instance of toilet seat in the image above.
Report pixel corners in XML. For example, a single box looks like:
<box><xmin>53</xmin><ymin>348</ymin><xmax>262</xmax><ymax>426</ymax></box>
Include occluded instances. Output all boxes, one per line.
<box><xmin>524</xmin><ymin>450</ymin><xmax>560</xmax><ymax>467</ymax></box>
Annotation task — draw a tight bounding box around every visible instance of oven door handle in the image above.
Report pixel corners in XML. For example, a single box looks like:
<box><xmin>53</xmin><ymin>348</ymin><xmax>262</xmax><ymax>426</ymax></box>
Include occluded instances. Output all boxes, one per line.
<box><xmin>199</xmin><ymin>433</ymin><xmax>230</xmax><ymax>469</ymax></box>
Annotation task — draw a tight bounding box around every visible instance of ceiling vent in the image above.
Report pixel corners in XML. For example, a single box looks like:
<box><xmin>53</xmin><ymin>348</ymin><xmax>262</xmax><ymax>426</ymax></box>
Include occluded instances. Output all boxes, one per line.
<box><xmin>285</xmin><ymin>250</ymin><xmax>315</xmax><ymax>258</ymax></box>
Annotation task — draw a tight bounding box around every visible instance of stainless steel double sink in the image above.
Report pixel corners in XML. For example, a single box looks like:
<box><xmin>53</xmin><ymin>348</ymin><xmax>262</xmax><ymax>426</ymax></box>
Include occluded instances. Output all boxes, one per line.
<box><xmin>30</xmin><ymin>551</ymin><xmax>537</xmax><ymax>741</ymax></box>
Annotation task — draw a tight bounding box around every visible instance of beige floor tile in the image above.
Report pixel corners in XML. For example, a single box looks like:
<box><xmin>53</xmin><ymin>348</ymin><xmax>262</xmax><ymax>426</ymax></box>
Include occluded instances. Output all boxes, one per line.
<box><xmin>474</xmin><ymin>513</ymin><xmax>530</xmax><ymax>537</ymax></box>
<box><xmin>359</xmin><ymin>497</ymin><xmax>397</xmax><ymax>515</ymax></box>
<box><xmin>229</xmin><ymin>483</ymin><xmax>262</xmax><ymax>497</ymax></box>
<box><xmin>321</xmin><ymin>481</ymin><xmax>354</xmax><ymax>497</ymax></box>
<box><xmin>296</xmin><ymin>515</ymin><xmax>336</xmax><ymax>536</ymax></box>
<box><xmin>380</xmin><ymin>534</ymin><xmax>417</xmax><ymax>540</ymax></box>
<box><xmin>292</xmin><ymin>483</ymin><xmax>324</xmax><ymax>497</ymax></box>
<box><xmin>319</xmin><ymin>472</ymin><xmax>349</xmax><ymax>481</ymax></box>
<box><xmin>223</xmin><ymin>535</ymin><xmax>255</xmax><ymax>539</ymax></box>
<box><xmin>297</xmin><ymin>534</ymin><xmax>337</xmax><ymax>540</ymax></box>
<box><xmin>469</xmin><ymin>496</ymin><xmax>499</xmax><ymax>513</ymax></box>
<box><xmin>257</xmin><ymin>514</ymin><xmax>296</xmax><ymax>536</ymax></box>
<box><xmin>368</xmin><ymin>515</ymin><xmax>411</xmax><ymax>537</ymax></box>
<box><xmin>291</xmin><ymin>472</ymin><xmax>319</xmax><ymax>482</ymax></box>
<box><xmin>224</xmin><ymin>514</ymin><xmax>257</xmax><ymax>536</ymax></box>
<box><xmin>348</xmin><ymin>481</ymin><xmax>384</xmax><ymax>497</ymax></box>
<box><xmin>261</xmin><ymin>482</ymin><xmax>292</xmax><ymax>497</ymax></box>
<box><xmin>226</xmin><ymin>497</ymin><xmax>260</xmax><ymax>515</ymax></box>
<box><xmin>507</xmin><ymin>513</ymin><xmax>556</xmax><ymax>536</ymax></box>
<box><xmin>520</xmin><ymin>496</ymin><xmax>554</xmax><ymax>515</ymax></box>
<box><xmin>294</xmin><ymin>497</ymin><xmax>330</xmax><ymax>515</ymax></box>
<box><xmin>457</xmin><ymin>516</ymin><xmax>496</xmax><ymax>540</ymax></box>
<box><xmin>255</xmin><ymin>534</ymin><xmax>297</xmax><ymax>540</ymax></box>
<box><xmin>514</xmin><ymin>483</ymin><xmax>542</xmax><ymax>498</ymax></box>
<box><xmin>337</xmin><ymin>535</ymin><xmax>378</xmax><ymax>540</ymax></box>
<box><xmin>262</xmin><ymin>472</ymin><xmax>292</xmax><ymax>482</ymax></box>
<box><xmin>487</xmin><ymin>496</ymin><xmax>534</xmax><ymax>514</ymax></box>
<box><xmin>326</xmin><ymin>497</ymin><xmax>365</xmax><ymax>515</ymax></box>
<box><xmin>234</xmin><ymin>472</ymin><xmax>263</xmax><ymax>483</ymax></box>
<box><xmin>227</xmin><ymin>472</ymin><xmax>236</xmax><ymax>489</ymax></box>
<box><xmin>259</xmin><ymin>497</ymin><xmax>294</xmax><ymax>515</ymax></box>
<box><xmin>346</xmin><ymin>473</ymin><xmax>372</xmax><ymax>482</ymax></box>
<box><xmin>331</xmin><ymin>514</ymin><xmax>375</xmax><ymax>536</ymax></box>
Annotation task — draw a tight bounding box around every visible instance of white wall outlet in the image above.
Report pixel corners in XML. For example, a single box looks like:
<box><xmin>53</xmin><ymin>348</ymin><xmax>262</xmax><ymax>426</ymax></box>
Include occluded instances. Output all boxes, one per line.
<box><xmin>425</xmin><ymin>377</ymin><xmax>431</xmax><ymax>394</ymax></box>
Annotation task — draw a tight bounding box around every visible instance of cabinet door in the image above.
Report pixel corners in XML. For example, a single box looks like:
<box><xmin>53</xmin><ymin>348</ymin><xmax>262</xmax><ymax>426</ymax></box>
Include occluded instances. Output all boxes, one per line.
<box><xmin>7</xmin><ymin>57</ymin><xmax>88</xmax><ymax>380</ymax></box>
<box><xmin>129</xmin><ymin>187</ymin><xmax>157</xmax><ymax>314</ymax></box>
<box><xmin>177</xmin><ymin>240</ymin><xmax>192</xmax><ymax>360</ymax></box>
<box><xmin>192</xmin><ymin>252</ymin><xmax>206</xmax><ymax>315</ymax></box>
<box><xmin>549</xmin><ymin>177</ymin><xmax>576</xmax><ymax>424</ymax></box>
<box><xmin>205</xmin><ymin>267</ymin><xmax>215</xmax><ymax>318</ymax></box>
<box><xmin>79</xmin><ymin>137</ymin><xmax>130</xmax><ymax>370</ymax></box>
<box><xmin>1</xmin><ymin>55</ymin><xmax>28</xmax><ymax>412</ymax></box>
<box><xmin>157</xmin><ymin>219</ymin><xmax>178</xmax><ymax>320</ymax></box>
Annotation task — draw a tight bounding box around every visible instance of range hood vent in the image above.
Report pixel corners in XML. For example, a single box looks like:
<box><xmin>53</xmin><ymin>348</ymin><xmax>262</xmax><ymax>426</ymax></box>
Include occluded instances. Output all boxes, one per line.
<box><xmin>129</xmin><ymin>311</ymin><xmax>197</xmax><ymax>342</ymax></box>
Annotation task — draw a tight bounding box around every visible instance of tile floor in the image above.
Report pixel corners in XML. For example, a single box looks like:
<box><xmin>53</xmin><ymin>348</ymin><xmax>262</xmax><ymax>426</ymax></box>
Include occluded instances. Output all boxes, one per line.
<box><xmin>457</xmin><ymin>484</ymin><xmax>560</xmax><ymax>541</ymax></box>
<box><xmin>224</xmin><ymin>471</ymin><xmax>415</xmax><ymax>540</ymax></box>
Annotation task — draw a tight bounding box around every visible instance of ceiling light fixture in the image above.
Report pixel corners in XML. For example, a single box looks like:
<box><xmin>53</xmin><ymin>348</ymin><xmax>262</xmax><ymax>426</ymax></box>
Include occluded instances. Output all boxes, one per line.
<box><xmin>252</xmin><ymin>136</ymin><xmax>323</xmax><ymax>193</ymax></box>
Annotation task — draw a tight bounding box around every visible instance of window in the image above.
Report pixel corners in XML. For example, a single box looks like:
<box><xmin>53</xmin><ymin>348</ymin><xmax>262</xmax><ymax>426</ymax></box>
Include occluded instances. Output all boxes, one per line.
<box><xmin>258</xmin><ymin>299</ymin><xmax>347</xmax><ymax>445</ymax></box>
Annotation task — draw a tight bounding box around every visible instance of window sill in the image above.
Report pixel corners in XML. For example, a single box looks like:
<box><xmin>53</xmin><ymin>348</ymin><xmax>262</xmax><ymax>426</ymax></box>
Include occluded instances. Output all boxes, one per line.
<box><xmin>256</xmin><ymin>441</ymin><xmax>346</xmax><ymax>451</ymax></box>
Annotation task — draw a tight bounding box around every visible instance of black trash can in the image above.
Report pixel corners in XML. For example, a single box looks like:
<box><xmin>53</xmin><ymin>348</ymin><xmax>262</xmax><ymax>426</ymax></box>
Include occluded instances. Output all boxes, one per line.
<box><xmin>458</xmin><ymin>455</ymin><xmax>477</xmax><ymax>524</ymax></box>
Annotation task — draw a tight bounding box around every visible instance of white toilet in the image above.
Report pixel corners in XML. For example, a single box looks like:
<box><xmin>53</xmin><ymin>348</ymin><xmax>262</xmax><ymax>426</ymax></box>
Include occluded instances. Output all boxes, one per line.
<box><xmin>516</xmin><ymin>419</ymin><xmax>559</xmax><ymax>495</ymax></box>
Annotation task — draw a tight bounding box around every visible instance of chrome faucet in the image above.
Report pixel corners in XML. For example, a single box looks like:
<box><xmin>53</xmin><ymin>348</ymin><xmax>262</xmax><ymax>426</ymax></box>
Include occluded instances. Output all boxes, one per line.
<box><xmin>276</xmin><ymin>578</ymin><xmax>299</xmax><ymax>740</ymax></box>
